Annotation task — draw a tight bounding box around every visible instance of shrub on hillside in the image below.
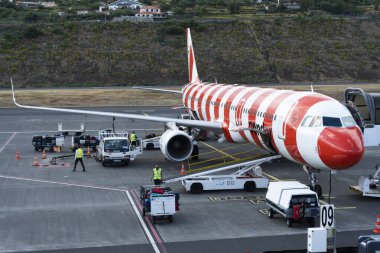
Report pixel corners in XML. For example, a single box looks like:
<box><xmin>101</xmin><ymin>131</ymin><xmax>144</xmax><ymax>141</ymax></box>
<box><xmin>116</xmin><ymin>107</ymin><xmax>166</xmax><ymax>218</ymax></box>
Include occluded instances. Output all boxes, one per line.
<box><xmin>24</xmin><ymin>26</ymin><xmax>43</xmax><ymax>38</ymax></box>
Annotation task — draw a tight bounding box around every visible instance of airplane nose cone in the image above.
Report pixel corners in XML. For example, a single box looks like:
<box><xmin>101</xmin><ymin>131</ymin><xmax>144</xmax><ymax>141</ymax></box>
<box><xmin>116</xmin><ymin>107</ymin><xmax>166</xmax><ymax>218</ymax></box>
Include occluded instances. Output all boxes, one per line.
<box><xmin>317</xmin><ymin>127</ymin><xmax>364</xmax><ymax>170</ymax></box>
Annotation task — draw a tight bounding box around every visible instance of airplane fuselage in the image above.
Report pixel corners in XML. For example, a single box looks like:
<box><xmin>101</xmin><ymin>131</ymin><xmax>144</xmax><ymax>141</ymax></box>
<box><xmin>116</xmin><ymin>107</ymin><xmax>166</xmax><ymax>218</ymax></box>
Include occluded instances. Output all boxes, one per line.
<box><xmin>183</xmin><ymin>83</ymin><xmax>364</xmax><ymax>171</ymax></box>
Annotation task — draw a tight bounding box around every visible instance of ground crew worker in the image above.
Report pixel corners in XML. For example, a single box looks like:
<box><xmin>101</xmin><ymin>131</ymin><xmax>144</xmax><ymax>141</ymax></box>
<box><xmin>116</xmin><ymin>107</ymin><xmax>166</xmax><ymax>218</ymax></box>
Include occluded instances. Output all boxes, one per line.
<box><xmin>152</xmin><ymin>165</ymin><xmax>163</xmax><ymax>185</ymax></box>
<box><xmin>130</xmin><ymin>131</ymin><xmax>137</xmax><ymax>150</ymax></box>
<box><xmin>73</xmin><ymin>146</ymin><xmax>86</xmax><ymax>172</ymax></box>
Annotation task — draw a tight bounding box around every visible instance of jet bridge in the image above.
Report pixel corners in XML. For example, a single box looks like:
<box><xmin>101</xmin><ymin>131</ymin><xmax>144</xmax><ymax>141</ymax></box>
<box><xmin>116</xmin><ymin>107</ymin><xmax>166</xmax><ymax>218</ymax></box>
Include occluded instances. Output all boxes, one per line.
<box><xmin>345</xmin><ymin>88</ymin><xmax>380</xmax><ymax>147</ymax></box>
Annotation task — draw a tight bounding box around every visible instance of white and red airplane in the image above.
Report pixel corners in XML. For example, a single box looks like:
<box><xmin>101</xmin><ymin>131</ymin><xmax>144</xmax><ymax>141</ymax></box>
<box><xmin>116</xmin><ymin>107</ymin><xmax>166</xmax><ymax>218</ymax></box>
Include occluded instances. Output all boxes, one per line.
<box><xmin>11</xmin><ymin>28</ymin><xmax>364</xmax><ymax>196</ymax></box>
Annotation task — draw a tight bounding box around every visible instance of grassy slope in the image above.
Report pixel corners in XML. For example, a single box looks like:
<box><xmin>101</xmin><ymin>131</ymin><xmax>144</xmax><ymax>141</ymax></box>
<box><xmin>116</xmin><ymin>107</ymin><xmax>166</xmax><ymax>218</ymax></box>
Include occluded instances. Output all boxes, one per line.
<box><xmin>1</xmin><ymin>18</ymin><xmax>380</xmax><ymax>87</ymax></box>
<box><xmin>1</xmin><ymin>84</ymin><xmax>379</xmax><ymax>108</ymax></box>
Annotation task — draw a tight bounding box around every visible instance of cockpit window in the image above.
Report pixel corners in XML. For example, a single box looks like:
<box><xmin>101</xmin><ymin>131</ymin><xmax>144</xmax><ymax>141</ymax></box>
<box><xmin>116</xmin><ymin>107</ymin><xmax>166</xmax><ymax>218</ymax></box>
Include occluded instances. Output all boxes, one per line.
<box><xmin>323</xmin><ymin>117</ymin><xmax>342</xmax><ymax>127</ymax></box>
<box><xmin>341</xmin><ymin>116</ymin><xmax>357</xmax><ymax>127</ymax></box>
<box><xmin>301</xmin><ymin>116</ymin><xmax>321</xmax><ymax>127</ymax></box>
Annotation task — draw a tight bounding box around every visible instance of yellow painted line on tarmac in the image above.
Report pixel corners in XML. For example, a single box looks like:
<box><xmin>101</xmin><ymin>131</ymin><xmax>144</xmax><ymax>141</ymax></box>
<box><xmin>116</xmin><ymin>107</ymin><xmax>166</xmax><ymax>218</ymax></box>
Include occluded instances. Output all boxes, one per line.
<box><xmin>319</xmin><ymin>199</ymin><xmax>356</xmax><ymax>210</ymax></box>
<box><xmin>199</xmin><ymin>141</ymin><xmax>237</xmax><ymax>160</ymax></box>
<box><xmin>334</xmin><ymin>207</ymin><xmax>356</xmax><ymax>210</ymax></box>
<box><xmin>262</xmin><ymin>172</ymin><xmax>281</xmax><ymax>182</ymax></box>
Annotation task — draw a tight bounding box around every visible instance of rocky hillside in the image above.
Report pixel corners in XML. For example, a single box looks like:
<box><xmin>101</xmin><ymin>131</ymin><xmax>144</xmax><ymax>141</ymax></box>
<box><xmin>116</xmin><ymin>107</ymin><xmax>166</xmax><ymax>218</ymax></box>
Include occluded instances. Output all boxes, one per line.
<box><xmin>1</xmin><ymin>17</ymin><xmax>380</xmax><ymax>87</ymax></box>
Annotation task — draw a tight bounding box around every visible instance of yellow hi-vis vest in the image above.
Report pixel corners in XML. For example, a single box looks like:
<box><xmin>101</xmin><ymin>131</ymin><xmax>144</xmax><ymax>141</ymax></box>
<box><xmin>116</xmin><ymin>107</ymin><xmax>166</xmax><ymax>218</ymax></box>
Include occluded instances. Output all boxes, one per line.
<box><xmin>76</xmin><ymin>148</ymin><xmax>83</xmax><ymax>159</ymax></box>
<box><xmin>153</xmin><ymin>168</ymin><xmax>162</xmax><ymax>180</ymax></box>
<box><xmin>130</xmin><ymin>133</ymin><xmax>136</xmax><ymax>141</ymax></box>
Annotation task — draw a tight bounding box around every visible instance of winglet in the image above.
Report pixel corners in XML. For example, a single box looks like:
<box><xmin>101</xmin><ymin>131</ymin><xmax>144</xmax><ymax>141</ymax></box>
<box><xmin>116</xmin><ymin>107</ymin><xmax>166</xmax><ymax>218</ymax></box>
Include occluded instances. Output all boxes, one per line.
<box><xmin>186</xmin><ymin>28</ymin><xmax>200</xmax><ymax>84</ymax></box>
<box><xmin>310</xmin><ymin>84</ymin><xmax>314</xmax><ymax>93</ymax></box>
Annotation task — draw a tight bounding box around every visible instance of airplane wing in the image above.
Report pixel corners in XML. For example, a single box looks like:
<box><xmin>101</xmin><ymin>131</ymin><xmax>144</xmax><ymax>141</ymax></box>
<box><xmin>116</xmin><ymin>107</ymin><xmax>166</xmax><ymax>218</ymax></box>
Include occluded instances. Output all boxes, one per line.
<box><xmin>132</xmin><ymin>86</ymin><xmax>182</xmax><ymax>94</ymax></box>
<box><xmin>11</xmin><ymin>83</ymin><xmax>222</xmax><ymax>132</ymax></box>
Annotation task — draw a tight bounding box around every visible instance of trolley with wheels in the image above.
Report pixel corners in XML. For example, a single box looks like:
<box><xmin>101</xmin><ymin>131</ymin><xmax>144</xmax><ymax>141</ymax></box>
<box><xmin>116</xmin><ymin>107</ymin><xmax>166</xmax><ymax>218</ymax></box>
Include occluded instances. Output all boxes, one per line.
<box><xmin>140</xmin><ymin>185</ymin><xmax>179</xmax><ymax>224</ymax></box>
<box><xmin>265</xmin><ymin>181</ymin><xmax>320</xmax><ymax>227</ymax></box>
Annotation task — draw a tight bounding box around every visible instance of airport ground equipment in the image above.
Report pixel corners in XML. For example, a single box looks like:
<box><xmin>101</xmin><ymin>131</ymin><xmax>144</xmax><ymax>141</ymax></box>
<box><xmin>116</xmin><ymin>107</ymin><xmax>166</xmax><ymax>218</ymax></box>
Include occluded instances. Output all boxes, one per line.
<box><xmin>32</xmin><ymin>135</ymin><xmax>65</xmax><ymax>151</ymax></box>
<box><xmin>58</xmin><ymin>122</ymin><xmax>85</xmax><ymax>136</ymax></box>
<box><xmin>50</xmin><ymin>154</ymin><xmax>75</xmax><ymax>165</ymax></box>
<box><xmin>142</xmin><ymin>133</ymin><xmax>160</xmax><ymax>150</ymax></box>
<box><xmin>139</xmin><ymin>185</ymin><xmax>180</xmax><ymax>224</ymax></box>
<box><xmin>71</xmin><ymin>135</ymin><xmax>99</xmax><ymax>152</ymax></box>
<box><xmin>266</xmin><ymin>181</ymin><xmax>320</xmax><ymax>227</ymax></box>
<box><xmin>164</xmin><ymin>155</ymin><xmax>280</xmax><ymax>193</ymax></box>
<box><xmin>357</xmin><ymin>235</ymin><xmax>380</xmax><ymax>253</ymax></box>
<box><xmin>307</xmin><ymin>227</ymin><xmax>327</xmax><ymax>253</ymax></box>
<box><xmin>350</xmin><ymin>163</ymin><xmax>380</xmax><ymax>198</ymax></box>
<box><xmin>95</xmin><ymin>129</ymin><xmax>142</xmax><ymax>166</ymax></box>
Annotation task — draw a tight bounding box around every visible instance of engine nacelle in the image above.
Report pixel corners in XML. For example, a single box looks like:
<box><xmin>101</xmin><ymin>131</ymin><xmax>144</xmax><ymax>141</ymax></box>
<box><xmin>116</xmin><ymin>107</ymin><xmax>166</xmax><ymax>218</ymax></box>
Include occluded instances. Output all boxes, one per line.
<box><xmin>160</xmin><ymin>129</ymin><xmax>193</xmax><ymax>162</ymax></box>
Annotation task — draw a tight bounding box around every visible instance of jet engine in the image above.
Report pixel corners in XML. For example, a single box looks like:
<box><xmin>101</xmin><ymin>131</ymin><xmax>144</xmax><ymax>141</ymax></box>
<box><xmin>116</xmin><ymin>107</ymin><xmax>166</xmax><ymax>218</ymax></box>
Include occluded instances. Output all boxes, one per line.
<box><xmin>160</xmin><ymin>123</ymin><xmax>193</xmax><ymax>162</ymax></box>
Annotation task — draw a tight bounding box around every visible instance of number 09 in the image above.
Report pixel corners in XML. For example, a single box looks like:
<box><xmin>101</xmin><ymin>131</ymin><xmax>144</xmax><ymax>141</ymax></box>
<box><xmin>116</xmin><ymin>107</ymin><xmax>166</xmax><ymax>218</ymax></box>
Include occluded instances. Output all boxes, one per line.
<box><xmin>321</xmin><ymin>205</ymin><xmax>334</xmax><ymax>228</ymax></box>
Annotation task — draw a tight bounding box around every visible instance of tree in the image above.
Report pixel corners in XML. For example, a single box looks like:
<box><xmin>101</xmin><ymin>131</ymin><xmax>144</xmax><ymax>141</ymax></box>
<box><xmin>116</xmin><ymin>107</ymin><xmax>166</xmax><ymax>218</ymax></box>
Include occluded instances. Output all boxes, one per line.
<box><xmin>227</xmin><ymin>0</ymin><xmax>243</xmax><ymax>14</ymax></box>
<box><xmin>374</xmin><ymin>0</ymin><xmax>380</xmax><ymax>10</ymax></box>
<box><xmin>300</xmin><ymin>0</ymin><xmax>314</xmax><ymax>12</ymax></box>
<box><xmin>24</xmin><ymin>12</ymin><xmax>39</xmax><ymax>23</ymax></box>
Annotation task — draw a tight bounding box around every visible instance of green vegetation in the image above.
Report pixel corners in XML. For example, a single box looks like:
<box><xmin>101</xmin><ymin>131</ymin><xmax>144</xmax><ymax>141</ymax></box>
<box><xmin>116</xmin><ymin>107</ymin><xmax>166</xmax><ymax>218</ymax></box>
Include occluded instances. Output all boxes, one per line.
<box><xmin>0</xmin><ymin>18</ymin><xmax>379</xmax><ymax>87</ymax></box>
<box><xmin>0</xmin><ymin>0</ymin><xmax>379</xmax><ymax>87</ymax></box>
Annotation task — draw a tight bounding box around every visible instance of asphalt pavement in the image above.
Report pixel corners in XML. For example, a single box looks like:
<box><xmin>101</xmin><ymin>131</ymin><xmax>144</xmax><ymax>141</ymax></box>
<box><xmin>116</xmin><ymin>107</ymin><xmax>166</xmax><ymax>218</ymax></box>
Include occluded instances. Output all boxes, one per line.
<box><xmin>0</xmin><ymin>106</ymin><xmax>379</xmax><ymax>253</ymax></box>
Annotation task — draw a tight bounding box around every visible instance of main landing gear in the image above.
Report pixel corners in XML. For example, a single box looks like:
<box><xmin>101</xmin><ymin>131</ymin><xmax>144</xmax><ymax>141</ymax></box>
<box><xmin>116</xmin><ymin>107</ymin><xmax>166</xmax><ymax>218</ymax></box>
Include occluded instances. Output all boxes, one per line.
<box><xmin>303</xmin><ymin>166</ymin><xmax>322</xmax><ymax>198</ymax></box>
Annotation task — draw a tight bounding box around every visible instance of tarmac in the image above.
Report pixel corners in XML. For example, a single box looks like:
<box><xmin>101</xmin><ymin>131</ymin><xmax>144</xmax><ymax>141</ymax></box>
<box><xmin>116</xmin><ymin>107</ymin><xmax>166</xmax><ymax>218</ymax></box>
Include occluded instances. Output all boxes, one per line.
<box><xmin>0</xmin><ymin>106</ymin><xmax>379</xmax><ymax>253</ymax></box>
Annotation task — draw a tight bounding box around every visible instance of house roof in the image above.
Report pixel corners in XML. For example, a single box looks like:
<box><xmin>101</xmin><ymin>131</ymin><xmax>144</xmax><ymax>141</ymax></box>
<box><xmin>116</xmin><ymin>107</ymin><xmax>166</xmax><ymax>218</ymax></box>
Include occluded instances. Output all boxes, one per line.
<box><xmin>137</xmin><ymin>11</ymin><xmax>164</xmax><ymax>15</ymax></box>
<box><xmin>108</xmin><ymin>0</ymin><xmax>141</xmax><ymax>6</ymax></box>
<box><xmin>141</xmin><ymin>5</ymin><xmax>160</xmax><ymax>9</ymax></box>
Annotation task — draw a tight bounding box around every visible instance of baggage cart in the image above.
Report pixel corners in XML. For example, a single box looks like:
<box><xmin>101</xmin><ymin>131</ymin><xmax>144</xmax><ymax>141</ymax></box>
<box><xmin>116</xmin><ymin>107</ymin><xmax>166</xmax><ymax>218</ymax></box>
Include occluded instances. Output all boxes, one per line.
<box><xmin>139</xmin><ymin>185</ymin><xmax>179</xmax><ymax>224</ymax></box>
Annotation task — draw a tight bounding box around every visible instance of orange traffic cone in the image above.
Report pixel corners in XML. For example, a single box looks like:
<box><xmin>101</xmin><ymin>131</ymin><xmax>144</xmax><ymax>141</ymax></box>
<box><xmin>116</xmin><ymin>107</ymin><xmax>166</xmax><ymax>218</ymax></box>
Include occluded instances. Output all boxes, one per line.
<box><xmin>86</xmin><ymin>146</ymin><xmax>91</xmax><ymax>157</ymax></box>
<box><xmin>33</xmin><ymin>155</ymin><xmax>39</xmax><ymax>167</ymax></box>
<box><xmin>16</xmin><ymin>150</ymin><xmax>21</xmax><ymax>160</ymax></box>
<box><xmin>373</xmin><ymin>215</ymin><xmax>380</xmax><ymax>233</ymax></box>
<box><xmin>180</xmin><ymin>162</ymin><xmax>185</xmax><ymax>175</ymax></box>
<box><xmin>41</xmin><ymin>149</ymin><xmax>47</xmax><ymax>159</ymax></box>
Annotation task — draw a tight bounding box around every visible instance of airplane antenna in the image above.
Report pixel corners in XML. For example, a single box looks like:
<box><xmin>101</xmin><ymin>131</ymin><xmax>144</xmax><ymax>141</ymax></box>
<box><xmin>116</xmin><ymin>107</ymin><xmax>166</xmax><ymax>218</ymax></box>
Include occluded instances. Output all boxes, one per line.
<box><xmin>215</xmin><ymin>78</ymin><xmax>218</xmax><ymax>84</ymax></box>
<box><xmin>310</xmin><ymin>84</ymin><xmax>314</xmax><ymax>92</ymax></box>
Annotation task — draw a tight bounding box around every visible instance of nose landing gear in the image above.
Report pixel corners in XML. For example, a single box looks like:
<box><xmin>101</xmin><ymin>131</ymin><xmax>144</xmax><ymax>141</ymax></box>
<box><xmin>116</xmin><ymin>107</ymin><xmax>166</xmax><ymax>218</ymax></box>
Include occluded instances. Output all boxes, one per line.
<box><xmin>303</xmin><ymin>166</ymin><xmax>322</xmax><ymax>198</ymax></box>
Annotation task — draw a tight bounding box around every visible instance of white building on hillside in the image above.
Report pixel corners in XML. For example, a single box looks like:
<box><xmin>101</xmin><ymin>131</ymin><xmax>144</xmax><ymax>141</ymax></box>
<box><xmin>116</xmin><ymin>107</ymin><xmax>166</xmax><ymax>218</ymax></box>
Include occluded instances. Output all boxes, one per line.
<box><xmin>135</xmin><ymin>5</ymin><xmax>166</xmax><ymax>18</ymax></box>
<box><xmin>99</xmin><ymin>0</ymin><xmax>142</xmax><ymax>12</ymax></box>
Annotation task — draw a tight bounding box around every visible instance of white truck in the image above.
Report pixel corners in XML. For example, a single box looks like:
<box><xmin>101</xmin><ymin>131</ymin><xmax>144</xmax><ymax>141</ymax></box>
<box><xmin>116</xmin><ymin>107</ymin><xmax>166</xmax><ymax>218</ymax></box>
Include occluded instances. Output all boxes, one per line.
<box><xmin>95</xmin><ymin>129</ymin><xmax>142</xmax><ymax>167</ymax></box>
<box><xmin>182</xmin><ymin>166</ymin><xmax>269</xmax><ymax>194</ymax></box>
<box><xmin>350</xmin><ymin>163</ymin><xmax>380</xmax><ymax>198</ymax></box>
<box><xmin>266</xmin><ymin>181</ymin><xmax>320</xmax><ymax>227</ymax></box>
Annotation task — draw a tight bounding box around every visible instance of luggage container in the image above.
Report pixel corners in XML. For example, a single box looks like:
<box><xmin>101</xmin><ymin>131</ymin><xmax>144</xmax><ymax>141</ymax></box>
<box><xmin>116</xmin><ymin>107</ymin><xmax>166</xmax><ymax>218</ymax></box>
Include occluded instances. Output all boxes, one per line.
<box><xmin>139</xmin><ymin>185</ymin><xmax>180</xmax><ymax>224</ymax></box>
<box><xmin>266</xmin><ymin>181</ymin><xmax>320</xmax><ymax>227</ymax></box>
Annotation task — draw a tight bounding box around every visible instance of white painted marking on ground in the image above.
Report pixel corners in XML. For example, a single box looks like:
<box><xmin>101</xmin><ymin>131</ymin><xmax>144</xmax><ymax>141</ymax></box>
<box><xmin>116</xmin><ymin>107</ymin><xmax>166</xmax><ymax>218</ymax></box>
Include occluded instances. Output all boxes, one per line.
<box><xmin>125</xmin><ymin>191</ymin><xmax>160</xmax><ymax>253</ymax></box>
<box><xmin>0</xmin><ymin>175</ymin><xmax>125</xmax><ymax>192</ymax></box>
<box><xmin>0</xmin><ymin>132</ymin><xmax>17</xmax><ymax>153</ymax></box>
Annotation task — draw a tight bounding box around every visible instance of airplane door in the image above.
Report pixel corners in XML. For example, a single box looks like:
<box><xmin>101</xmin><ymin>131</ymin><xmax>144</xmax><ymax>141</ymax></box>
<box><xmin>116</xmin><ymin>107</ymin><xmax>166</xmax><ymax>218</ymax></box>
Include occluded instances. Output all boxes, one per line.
<box><xmin>235</xmin><ymin>99</ymin><xmax>246</xmax><ymax>126</ymax></box>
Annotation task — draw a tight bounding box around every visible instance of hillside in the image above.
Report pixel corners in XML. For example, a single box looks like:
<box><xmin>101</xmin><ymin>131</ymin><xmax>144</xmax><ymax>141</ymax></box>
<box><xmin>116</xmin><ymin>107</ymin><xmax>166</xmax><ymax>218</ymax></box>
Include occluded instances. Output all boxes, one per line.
<box><xmin>1</xmin><ymin>18</ymin><xmax>380</xmax><ymax>87</ymax></box>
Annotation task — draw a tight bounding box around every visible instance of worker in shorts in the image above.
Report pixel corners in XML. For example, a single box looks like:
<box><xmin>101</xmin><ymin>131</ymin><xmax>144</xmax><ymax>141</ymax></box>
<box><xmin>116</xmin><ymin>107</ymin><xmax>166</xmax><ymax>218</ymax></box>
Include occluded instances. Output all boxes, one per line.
<box><xmin>73</xmin><ymin>146</ymin><xmax>86</xmax><ymax>172</ymax></box>
<box><xmin>152</xmin><ymin>165</ymin><xmax>163</xmax><ymax>185</ymax></box>
<box><xmin>130</xmin><ymin>131</ymin><xmax>137</xmax><ymax>150</ymax></box>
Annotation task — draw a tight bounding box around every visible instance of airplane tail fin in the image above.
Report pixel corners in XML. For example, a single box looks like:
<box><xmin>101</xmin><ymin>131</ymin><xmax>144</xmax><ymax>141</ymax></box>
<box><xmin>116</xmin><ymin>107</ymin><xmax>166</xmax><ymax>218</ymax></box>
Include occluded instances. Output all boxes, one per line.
<box><xmin>186</xmin><ymin>28</ymin><xmax>200</xmax><ymax>84</ymax></box>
